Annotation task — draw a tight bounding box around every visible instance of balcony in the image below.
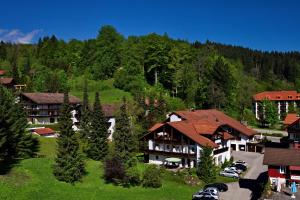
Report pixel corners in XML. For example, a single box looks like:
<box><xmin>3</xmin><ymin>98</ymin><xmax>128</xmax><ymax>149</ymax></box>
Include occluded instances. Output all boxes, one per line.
<box><xmin>144</xmin><ymin>149</ymin><xmax>196</xmax><ymax>158</ymax></box>
<box><xmin>213</xmin><ymin>147</ymin><xmax>229</xmax><ymax>155</ymax></box>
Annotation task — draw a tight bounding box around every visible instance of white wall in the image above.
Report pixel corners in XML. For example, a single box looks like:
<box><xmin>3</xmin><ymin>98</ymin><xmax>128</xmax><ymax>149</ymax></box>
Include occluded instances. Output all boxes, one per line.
<box><xmin>108</xmin><ymin>117</ymin><xmax>116</xmax><ymax>141</ymax></box>
<box><xmin>169</xmin><ymin>114</ymin><xmax>182</xmax><ymax>122</ymax></box>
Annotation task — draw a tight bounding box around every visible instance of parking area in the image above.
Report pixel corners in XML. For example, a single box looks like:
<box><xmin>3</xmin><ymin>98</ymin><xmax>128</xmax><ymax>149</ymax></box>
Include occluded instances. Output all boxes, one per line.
<box><xmin>220</xmin><ymin>151</ymin><xmax>268</xmax><ymax>200</ymax></box>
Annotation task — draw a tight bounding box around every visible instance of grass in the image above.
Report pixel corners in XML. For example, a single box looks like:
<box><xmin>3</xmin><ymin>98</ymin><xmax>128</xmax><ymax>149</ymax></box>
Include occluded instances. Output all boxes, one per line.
<box><xmin>0</xmin><ymin>138</ymin><xmax>238</xmax><ymax>200</ymax></box>
<box><xmin>69</xmin><ymin>77</ymin><xmax>132</xmax><ymax>104</ymax></box>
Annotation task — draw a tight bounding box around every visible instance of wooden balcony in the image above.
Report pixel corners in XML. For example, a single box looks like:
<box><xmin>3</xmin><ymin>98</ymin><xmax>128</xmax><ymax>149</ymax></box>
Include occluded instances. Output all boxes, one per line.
<box><xmin>213</xmin><ymin>147</ymin><xmax>229</xmax><ymax>155</ymax></box>
<box><xmin>144</xmin><ymin>149</ymin><xmax>196</xmax><ymax>158</ymax></box>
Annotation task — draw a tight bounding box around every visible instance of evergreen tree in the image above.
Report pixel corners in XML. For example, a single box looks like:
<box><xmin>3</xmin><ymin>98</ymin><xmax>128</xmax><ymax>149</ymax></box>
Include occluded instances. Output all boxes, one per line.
<box><xmin>53</xmin><ymin>92</ymin><xmax>85</xmax><ymax>183</ymax></box>
<box><xmin>0</xmin><ymin>86</ymin><xmax>38</xmax><ymax>161</ymax></box>
<box><xmin>87</xmin><ymin>92</ymin><xmax>108</xmax><ymax>160</ymax></box>
<box><xmin>80</xmin><ymin>80</ymin><xmax>91</xmax><ymax>139</ymax></box>
<box><xmin>10</xmin><ymin>45</ymin><xmax>19</xmax><ymax>83</ymax></box>
<box><xmin>113</xmin><ymin>97</ymin><xmax>138</xmax><ymax>162</ymax></box>
<box><xmin>197</xmin><ymin>146</ymin><xmax>216</xmax><ymax>184</ymax></box>
<box><xmin>261</xmin><ymin>99</ymin><xmax>279</xmax><ymax>127</ymax></box>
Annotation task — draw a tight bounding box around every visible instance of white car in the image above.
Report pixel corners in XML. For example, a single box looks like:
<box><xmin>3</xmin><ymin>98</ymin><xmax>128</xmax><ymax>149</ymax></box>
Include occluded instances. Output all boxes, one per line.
<box><xmin>192</xmin><ymin>187</ymin><xmax>219</xmax><ymax>200</ymax></box>
<box><xmin>234</xmin><ymin>160</ymin><xmax>247</xmax><ymax>166</ymax></box>
<box><xmin>224</xmin><ymin>167</ymin><xmax>242</xmax><ymax>174</ymax></box>
<box><xmin>219</xmin><ymin>170</ymin><xmax>239</xmax><ymax>178</ymax></box>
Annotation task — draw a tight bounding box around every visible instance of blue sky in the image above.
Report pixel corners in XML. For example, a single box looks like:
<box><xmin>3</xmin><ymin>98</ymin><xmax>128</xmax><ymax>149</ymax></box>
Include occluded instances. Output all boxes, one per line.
<box><xmin>1</xmin><ymin>0</ymin><xmax>300</xmax><ymax>51</ymax></box>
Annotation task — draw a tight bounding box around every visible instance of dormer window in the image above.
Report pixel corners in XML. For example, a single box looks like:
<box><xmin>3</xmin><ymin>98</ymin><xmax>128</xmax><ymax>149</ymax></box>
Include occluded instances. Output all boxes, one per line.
<box><xmin>288</xmin><ymin>95</ymin><xmax>292</xmax><ymax>99</ymax></box>
<box><xmin>296</xmin><ymin>95</ymin><xmax>300</xmax><ymax>99</ymax></box>
<box><xmin>276</xmin><ymin>96</ymin><xmax>281</xmax><ymax>99</ymax></box>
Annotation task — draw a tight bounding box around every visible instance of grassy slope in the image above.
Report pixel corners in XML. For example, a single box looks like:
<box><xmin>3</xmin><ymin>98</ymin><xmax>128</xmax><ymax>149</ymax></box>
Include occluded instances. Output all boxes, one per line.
<box><xmin>0</xmin><ymin>138</ymin><xmax>198</xmax><ymax>200</ymax></box>
<box><xmin>69</xmin><ymin>78</ymin><xmax>132</xmax><ymax>104</ymax></box>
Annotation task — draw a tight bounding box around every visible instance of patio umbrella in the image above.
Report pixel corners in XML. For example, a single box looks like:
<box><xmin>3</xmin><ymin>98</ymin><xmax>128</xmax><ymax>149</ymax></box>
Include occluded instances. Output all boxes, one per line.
<box><xmin>165</xmin><ymin>157</ymin><xmax>181</xmax><ymax>163</ymax></box>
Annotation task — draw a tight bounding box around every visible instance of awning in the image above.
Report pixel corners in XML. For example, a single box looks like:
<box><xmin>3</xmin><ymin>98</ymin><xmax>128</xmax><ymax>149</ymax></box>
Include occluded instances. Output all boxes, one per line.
<box><xmin>290</xmin><ymin>166</ymin><xmax>300</xmax><ymax>170</ymax></box>
<box><xmin>165</xmin><ymin>157</ymin><xmax>181</xmax><ymax>163</ymax></box>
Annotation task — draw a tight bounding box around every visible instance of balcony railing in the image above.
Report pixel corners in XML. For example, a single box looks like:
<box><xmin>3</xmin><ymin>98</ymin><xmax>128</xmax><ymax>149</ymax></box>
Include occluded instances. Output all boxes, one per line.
<box><xmin>144</xmin><ymin>149</ymin><xmax>196</xmax><ymax>158</ymax></box>
<box><xmin>213</xmin><ymin>147</ymin><xmax>229</xmax><ymax>155</ymax></box>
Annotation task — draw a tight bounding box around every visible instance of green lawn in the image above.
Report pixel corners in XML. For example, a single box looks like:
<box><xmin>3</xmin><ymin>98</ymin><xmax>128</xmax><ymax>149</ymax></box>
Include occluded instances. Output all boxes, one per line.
<box><xmin>0</xmin><ymin>138</ymin><xmax>236</xmax><ymax>200</ymax></box>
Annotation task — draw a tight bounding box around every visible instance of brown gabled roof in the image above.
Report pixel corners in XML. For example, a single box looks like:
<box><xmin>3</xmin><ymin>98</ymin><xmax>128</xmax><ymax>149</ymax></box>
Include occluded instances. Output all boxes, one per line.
<box><xmin>0</xmin><ymin>77</ymin><xmax>13</xmax><ymax>85</ymax></box>
<box><xmin>102</xmin><ymin>104</ymin><xmax>118</xmax><ymax>117</ymax></box>
<box><xmin>21</xmin><ymin>93</ymin><xmax>81</xmax><ymax>104</ymax></box>
<box><xmin>284</xmin><ymin>113</ymin><xmax>299</xmax><ymax>125</ymax></box>
<box><xmin>167</xmin><ymin>121</ymin><xmax>218</xmax><ymax>148</ymax></box>
<box><xmin>222</xmin><ymin>132</ymin><xmax>235</xmax><ymax>140</ymax></box>
<box><xmin>149</xmin><ymin>123</ymin><xmax>164</xmax><ymax>132</ymax></box>
<box><xmin>34</xmin><ymin>128</ymin><xmax>55</xmax><ymax>135</ymax></box>
<box><xmin>254</xmin><ymin>91</ymin><xmax>300</xmax><ymax>101</ymax></box>
<box><xmin>263</xmin><ymin>148</ymin><xmax>300</xmax><ymax>166</ymax></box>
<box><xmin>174</xmin><ymin>109</ymin><xmax>256</xmax><ymax>137</ymax></box>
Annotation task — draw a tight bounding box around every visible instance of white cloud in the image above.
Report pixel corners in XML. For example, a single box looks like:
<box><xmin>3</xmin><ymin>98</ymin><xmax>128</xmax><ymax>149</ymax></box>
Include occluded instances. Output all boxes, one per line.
<box><xmin>0</xmin><ymin>28</ymin><xmax>42</xmax><ymax>44</ymax></box>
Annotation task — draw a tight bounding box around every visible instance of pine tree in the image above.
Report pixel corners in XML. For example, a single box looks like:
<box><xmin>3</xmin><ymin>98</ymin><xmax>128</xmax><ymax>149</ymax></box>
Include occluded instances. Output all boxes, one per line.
<box><xmin>0</xmin><ymin>86</ymin><xmax>38</xmax><ymax>161</ymax></box>
<box><xmin>80</xmin><ymin>80</ymin><xmax>91</xmax><ymax>139</ymax></box>
<box><xmin>87</xmin><ymin>92</ymin><xmax>108</xmax><ymax>160</ymax></box>
<box><xmin>113</xmin><ymin>97</ymin><xmax>137</xmax><ymax>163</ymax></box>
<box><xmin>197</xmin><ymin>146</ymin><xmax>216</xmax><ymax>184</ymax></box>
<box><xmin>53</xmin><ymin>92</ymin><xmax>85</xmax><ymax>183</ymax></box>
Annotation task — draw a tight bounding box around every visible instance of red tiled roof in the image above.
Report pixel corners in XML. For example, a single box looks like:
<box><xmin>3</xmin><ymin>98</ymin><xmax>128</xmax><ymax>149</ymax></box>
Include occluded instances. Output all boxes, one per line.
<box><xmin>283</xmin><ymin>113</ymin><xmax>299</xmax><ymax>125</ymax></box>
<box><xmin>174</xmin><ymin>109</ymin><xmax>256</xmax><ymax>137</ymax></box>
<box><xmin>34</xmin><ymin>128</ymin><xmax>55</xmax><ymax>135</ymax></box>
<box><xmin>149</xmin><ymin>123</ymin><xmax>164</xmax><ymax>132</ymax></box>
<box><xmin>21</xmin><ymin>93</ymin><xmax>81</xmax><ymax>104</ymax></box>
<box><xmin>167</xmin><ymin>121</ymin><xmax>218</xmax><ymax>148</ymax></box>
<box><xmin>0</xmin><ymin>77</ymin><xmax>13</xmax><ymax>85</ymax></box>
<box><xmin>193</xmin><ymin>120</ymin><xmax>219</xmax><ymax>134</ymax></box>
<box><xmin>0</xmin><ymin>70</ymin><xmax>6</xmax><ymax>75</ymax></box>
<box><xmin>222</xmin><ymin>132</ymin><xmax>235</xmax><ymax>140</ymax></box>
<box><xmin>254</xmin><ymin>91</ymin><xmax>300</xmax><ymax>101</ymax></box>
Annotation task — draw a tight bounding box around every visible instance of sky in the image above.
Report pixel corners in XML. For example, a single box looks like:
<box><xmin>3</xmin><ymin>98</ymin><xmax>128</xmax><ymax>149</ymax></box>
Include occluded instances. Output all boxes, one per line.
<box><xmin>1</xmin><ymin>0</ymin><xmax>300</xmax><ymax>51</ymax></box>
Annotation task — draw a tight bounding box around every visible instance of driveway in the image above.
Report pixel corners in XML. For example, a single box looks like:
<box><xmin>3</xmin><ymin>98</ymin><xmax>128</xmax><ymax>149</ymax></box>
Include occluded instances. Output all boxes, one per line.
<box><xmin>220</xmin><ymin>151</ymin><xmax>268</xmax><ymax>200</ymax></box>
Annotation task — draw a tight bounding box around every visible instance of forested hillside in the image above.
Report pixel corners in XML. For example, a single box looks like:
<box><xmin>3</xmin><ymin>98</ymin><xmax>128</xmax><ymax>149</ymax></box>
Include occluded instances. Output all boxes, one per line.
<box><xmin>1</xmin><ymin>25</ymin><xmax>300</xmax><ymax>122</ymax></box>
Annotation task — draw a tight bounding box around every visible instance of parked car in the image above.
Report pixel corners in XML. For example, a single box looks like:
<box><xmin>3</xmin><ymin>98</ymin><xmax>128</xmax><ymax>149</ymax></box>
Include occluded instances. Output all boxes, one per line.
<box><xmin>204</xmin><ymin>183</ymin><xmax>228</xmax><ymax>192</ymax></box>
<box><xmin>234</xmin><ymin>160</ymin><xmax>247</xmax><ymax>166</ymax></box>
<box><xmin>224</xmin><ymin>167</ymin><xmax>242</xmax><ymax>174</ymax></box>
<box><xmin>192</xmin><ymin>191</ymin><xmax>219</xmax><ymax>200</ymax></box>
<box><xmin>232</xmin><ymin>163</ymin><xmax>247</xmax><ymax>171</ymax></box>
<box><xmin>192</xmin><ymin>187</ymin><xmax>219</xmax><ymax>200</ymax></box>
<box><xmin>219</xmin><ymin>170</ymin><xmax>239</xmax><ymax>178</ymax></box>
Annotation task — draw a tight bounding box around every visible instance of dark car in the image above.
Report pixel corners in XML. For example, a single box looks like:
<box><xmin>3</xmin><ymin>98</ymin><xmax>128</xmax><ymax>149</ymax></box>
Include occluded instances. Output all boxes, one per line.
<box><xmin>232</xmin><ymin>163</ymin><xmax>247</xmax><ymax>171</ymax></box>
<box><xmin>204</xmin><ymin>183</ymin><xmax>228</xmax><ymax>192</ymax></box>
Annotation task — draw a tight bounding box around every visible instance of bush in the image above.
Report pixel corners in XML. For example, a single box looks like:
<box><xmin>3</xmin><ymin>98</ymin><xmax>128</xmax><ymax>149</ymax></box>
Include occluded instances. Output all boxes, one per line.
<box><xmin>103</xmin><ymin>153</ymin><xmax>126</xmax><ymax>184</ymax></box>
<box><xmin>142</xmin><ymin>165</ymin><xmax>162</xmax><ymax>188</ymax></box>
<box><xmin>124</xmin><ymin>166</ymin><xmax>141</xmax><ymax>186</ymax></box>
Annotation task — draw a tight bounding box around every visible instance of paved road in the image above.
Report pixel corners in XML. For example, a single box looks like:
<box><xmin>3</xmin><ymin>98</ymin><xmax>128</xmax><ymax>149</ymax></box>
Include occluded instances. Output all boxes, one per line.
<box><xmin>220</xmin><ymin>151</ymin><xmax>268</xmax><ymax>200</ymax></box>
<box><xmin>253</xmin><ymin>128</ymin><xmax>287</xmax><ymax>136</ymax></box>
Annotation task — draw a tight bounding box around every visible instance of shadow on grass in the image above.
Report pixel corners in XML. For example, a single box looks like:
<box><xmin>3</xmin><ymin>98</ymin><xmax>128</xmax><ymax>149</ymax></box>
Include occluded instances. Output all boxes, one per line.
<box><xmin>239</xmin><ymin>171</ymin><xmax>268</xmax><ymax>200</ymax></box>
<box><xmin>0</xmin><ymin>159</ymin><xmax>20</xmax><ymax>175</ymax></box>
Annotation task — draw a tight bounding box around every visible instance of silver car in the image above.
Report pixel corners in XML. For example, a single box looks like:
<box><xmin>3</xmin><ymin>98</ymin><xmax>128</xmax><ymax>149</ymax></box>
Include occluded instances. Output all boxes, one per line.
<box><xmin>192</xmin><ymin>187</ymin><xmax>219</xmax><ymax>200</ymax></box>
<box><xmin>219</xmin><ymin>170</ymin><xmax>239</xmax><ymax>178</ymax></box>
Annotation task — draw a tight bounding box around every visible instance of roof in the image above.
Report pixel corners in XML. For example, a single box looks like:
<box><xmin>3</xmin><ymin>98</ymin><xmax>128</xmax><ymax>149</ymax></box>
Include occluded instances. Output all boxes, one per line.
<box><xmin>263</xmin><ymin>148</ymin><xmax>300</xmax><ymax>166</ymax></box>
<box><xmin>222</xmin><ymin>132</ymin><xmax>235</xmax><ymax>140</ymax></box>
<box><xmin>167</xmin><ymin>121</ymin><xmax>218</xmax><ymax>148</ymax></box>
<box><xmin>21</xmin><ymin>93</ymin><xmax>81</xmax><ymax>104</ymax></box>
<box><xmin>283</xmin><ymin>113</ymin><xmax>299</xmax><ymax>125</ymax></box>
<box><xmin>174</xmin><ymin>109</ymin><xmax>256</xmax><ymax>137</ymax></box>
<box><xmin>0</xmin><ymin>77</ymin><xmax>13</xmax><ymax>85</ymax></box>
<box><xmin>149</xmin><ymin>123</ymin><xmax>164</xmax><ymax>132</ymax></box>
<box><xmin>0</xmin><ymin>70</ymin><xmax>6</xmax><ymax>75</ymax></box>
<box><xmin>102</xmin><ymin>104</ymin><xmax>118</xmax><ymax>117</ymax></box>
<box><xmin>34</xmin><ymin>128</ymin><xmax>55</xmax><ymax>135</ymax></box>
<box><xmin>254</xmin><ymin>91</ymin><xmax>300</xmax><ymax>101</ymax></box>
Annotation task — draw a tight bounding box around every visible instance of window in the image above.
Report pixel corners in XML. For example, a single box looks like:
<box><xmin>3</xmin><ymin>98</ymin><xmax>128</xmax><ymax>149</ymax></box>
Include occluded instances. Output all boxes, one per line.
<box><xmin>276</xmin><ymin>96</ymin><xmax>281</xmax><ymax>99</ymax></box>
<box><xmin>288</xmin><ymin>96</ymin><xmax>292</xmax><ymax>99</ymax></box>
<box><xmin>155</xmin><ymin>156</ymin><xmax>159</xmax><ymax>160</ymax></box>
<box><xmin>279</xmin><ymin>166</ymin><xmax>286</xmax><ymax>174</ymax></box>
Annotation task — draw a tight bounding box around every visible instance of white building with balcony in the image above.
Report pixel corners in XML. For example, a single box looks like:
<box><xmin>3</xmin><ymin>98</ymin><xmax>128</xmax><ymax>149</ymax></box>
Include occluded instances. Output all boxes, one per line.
<box><xmin>142</xmin><ymin>109</ymin><xmax>256</xmax><ymax>168</ymax></box>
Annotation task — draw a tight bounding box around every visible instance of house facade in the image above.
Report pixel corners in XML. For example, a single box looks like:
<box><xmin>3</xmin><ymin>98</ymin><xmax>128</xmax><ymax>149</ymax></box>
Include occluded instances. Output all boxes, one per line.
<box><xmin>141</xmin><ymin>109</ymin><xmax>256</xmax><ymax>168</ymax></box>
<box><xmin>20</xmin><ymin>93</ymin><xmax>81</xmax><ymax>126</ymax></box>
<box><xmin>253</xmin><ymin>91</ymin><xmax>300</xmax><ymax>120</ymax></box>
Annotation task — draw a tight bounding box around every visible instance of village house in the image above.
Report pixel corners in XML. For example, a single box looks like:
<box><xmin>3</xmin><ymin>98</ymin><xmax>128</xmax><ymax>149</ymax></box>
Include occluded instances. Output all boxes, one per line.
<box><xmin>101</xmin><ymin>104</ymin><xmax>117</xmax><ymax>141</ymax></box>
<box><xmin>253</xmin><ymin>91</ymin><xmax>300</xmax><ymax>120</ymax></box>
<box><xmin>263</xmin><ymin>116</ymin><xmax>300</xmax><ymax>186</ymax></box>
<box><xmin>20</xmin><ymin>93</ymin><xmax>81</xmax><ymax>129</ymax></box>
<box><xmin>141</xmin><ymin>109</ymin><xmax>256</xmax><ymax>168</ymax></box>
<box><xmin>32</xmin><ymin>127</ymin><xmax>57</xmax><ymax>137</ymax></box>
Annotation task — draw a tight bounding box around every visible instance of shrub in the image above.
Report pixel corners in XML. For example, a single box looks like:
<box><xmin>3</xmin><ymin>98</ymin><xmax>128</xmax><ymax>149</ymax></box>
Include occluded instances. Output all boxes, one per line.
<box><xmin>142</xmin><ymin>165</ymin><xmax>162</xmax><ymax>188</ymax></box>
<box><xmin>124</xmin><ymin>166</ymin><xmax>141</xmax><ymax>186</ymax></box>
<box><xmin>104</xmin><ymin>153</ymin><xmax>126</xmax><ymax>184</ymax></box>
